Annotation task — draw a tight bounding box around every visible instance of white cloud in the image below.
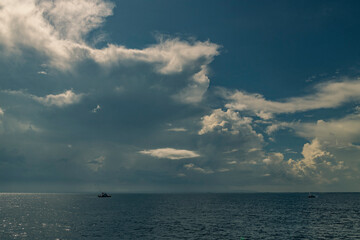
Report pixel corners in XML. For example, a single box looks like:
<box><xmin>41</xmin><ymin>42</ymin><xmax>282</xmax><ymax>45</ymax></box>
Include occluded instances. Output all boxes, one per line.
<box><xmin>91</xmin><ymin>40</ymin><xmax>219</xmax><ymax>75</ymax></box>
<box><xmin>139</xmin><ymin>148</ymin><xmax>200</xmax><ymax>160</ymax></box>
<box><xmin>263</xmin><ymin>139</ymin><xmax>345</xmax><ymax>182</ymax></box>
<box><xmin>37</xmin><ymin>71</ymin><xmax>47</xmax><ymax>75</ymax></box>
<box><xmin>263</xmin><ymin>152</ymin><xmax>284</xmax><ymax>165</ymax></box>
<box><xmin>286</xmin><ymin>139</ymin><xmax>337</xmax><ymax>177</ymax></box>
<box><xmin>198</xmin><ymin>108</ymin><xmax>254</xmax><ymax>135</ymax></box>
<box><xmin>0</xmin><ymin>108</ymin><xmax>4</xmax><ymax>115</ymax></box>
<box><xmin>92</xmin><ymin>104</ymin><xmax>101</xmax><ymax>113</ymax></box>
<box><xmin>184</xmin><ymin>163</ymin><xmax>194</xmax><ymax>168</ymax></box>
<box><xmin>255</xmin><ymin>114</ymin><xmax>360</xmax><ymax>183</ymax></box>
<box><xmin>266</xmin><ymin>122</ymin><xmax>293</xmax><ymax>135</ymax></box>
<box><xmin>0</xmin><ymin>0</ymin><xmax>219</xmax><ymax>71</ymax></box>
<box><xmin>33</xmin><ymin>90</ymin><xmax>83</xmax><ymax>107</ymax></box>
<box><xmin>300</xmin><ymin>139</ymin><xmax>330</xmax><ymax>168</ymax></box>
<box><xmin>173</xmin><ymin>65</ymin><xmax>211</xmax><ymax>103</ymax></box>
<box><xmin>248</xmin><ymin>148</ymin><xmax>259</xmax><ymax>153</ymax></box>
<box><xmin>284</xmin><ymin>148</ymin><xmax>297</xmax><ymax>154</ymax></box>
<box><xmin>0</xmin><ymin>0</ymin><xmax>219</xmax><ymax>103</ymax></box>
<box><xmin>41</xmin><ymin>0</ymin><xmax>114</xmax><ymax>42</ymax></box>
<box><xmin>295</xmin><ymin>115</ymin><xmax>360</xmax><ymax>147</ymax></box>
<box><xmin>227</xmin><ymin>160</ymin><xmax>237</xmax><ymax>165</ymax></box>
<box><xmin>0</xmin><ymin>0</ymin><xmax>95</xmax><ymax>69</ymax></box>
<box><xmin>184</xmin><ymin>163</ymin><xmax>214</xmax><ymax>174</ymax></box>
<box><xmin>256</xmin><ymin>111</ymin><xmax>273</xmax><ymax>120</ymax></box>
<box><xmin>221</xmin><ymin>79</ymin><xmax>360</xmax><ymax>119</ymax></box>
<box><xmin>166</xmin><ymin>128</ymin><xmax>187</xmax><ymax>132</ymax></box>
<box><xmin>224</xmin><ymin>149</ymin><xmax>239</xmax><ymax>154</ymax></box>
<box><xmin>2</xmin><ymin>89</ymin><xmax>83</xmax><ymax>107</ymax></box>
<box><xmin>93</xmin><ymin>41</ymin><xmax>218</xmax><ymax>103</ymax></box>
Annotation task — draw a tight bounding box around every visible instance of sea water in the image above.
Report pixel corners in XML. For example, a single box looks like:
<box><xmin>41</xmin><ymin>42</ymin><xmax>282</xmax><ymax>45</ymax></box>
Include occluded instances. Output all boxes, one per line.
<box><xmin>0</xmin><ymin>193</ymin><xmax>359</xmax><ymax>239</ymax></box>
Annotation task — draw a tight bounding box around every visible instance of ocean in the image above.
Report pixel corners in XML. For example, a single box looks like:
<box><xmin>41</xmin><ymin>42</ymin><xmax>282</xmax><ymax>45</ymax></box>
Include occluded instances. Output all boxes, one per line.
<box><xmin>1</xmin><ymin>193</ymin><xmax>359</xmax><ymax>239</ymax></box>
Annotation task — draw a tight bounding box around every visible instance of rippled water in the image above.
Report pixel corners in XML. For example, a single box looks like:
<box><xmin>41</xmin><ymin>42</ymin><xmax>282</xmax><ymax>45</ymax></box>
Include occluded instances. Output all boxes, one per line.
<box><xmin>0</xmin><ymin>193</ymin><xmax>359</xmax><ymax>239</ymax></box>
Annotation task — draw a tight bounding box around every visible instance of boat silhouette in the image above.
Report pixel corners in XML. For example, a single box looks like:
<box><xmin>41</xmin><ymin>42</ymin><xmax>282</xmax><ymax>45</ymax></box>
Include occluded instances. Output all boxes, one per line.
<box><xmin>98</xmin><ymin>192</ymin><xmax>111</xmax><ymax>198</ymax></box>
<box><xmin>308</xmin><ymin>192</ymin><xmax>316</xmax><ymax>198</ymax></box>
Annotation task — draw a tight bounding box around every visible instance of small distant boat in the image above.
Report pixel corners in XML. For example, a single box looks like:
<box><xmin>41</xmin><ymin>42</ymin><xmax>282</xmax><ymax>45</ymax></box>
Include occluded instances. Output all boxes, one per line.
<box><xmin>308</xmin><ymin>192</ymin><xmax>316</xmax><ymax>198</ymax></box>
<box><xmin>98</xmin><ymin>192</ymin><xmax>111</xmax><ymax>198</ymax></box>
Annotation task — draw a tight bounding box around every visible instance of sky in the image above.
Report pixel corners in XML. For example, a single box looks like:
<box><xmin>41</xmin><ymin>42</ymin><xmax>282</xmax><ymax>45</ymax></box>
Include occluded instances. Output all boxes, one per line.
<box><xmin>1</xmin><ymin>0</ymin><xmax>360</xmax><ymax>192</ymax></box>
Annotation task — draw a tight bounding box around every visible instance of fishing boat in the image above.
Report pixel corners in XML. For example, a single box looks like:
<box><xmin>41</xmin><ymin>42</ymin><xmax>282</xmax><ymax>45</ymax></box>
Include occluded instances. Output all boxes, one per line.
<box><xmin>308</xmin><ymin>192</ymin><xmax>316</xmax><ymax>198</ymax></box>
<box><xmin>98</xmin><ymin>192</ymin><xmax>111</xmax><ymax>198</ymax></box>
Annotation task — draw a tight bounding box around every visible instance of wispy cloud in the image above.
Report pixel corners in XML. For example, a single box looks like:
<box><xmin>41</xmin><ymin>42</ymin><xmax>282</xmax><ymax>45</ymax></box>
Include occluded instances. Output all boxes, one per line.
<box><xmin>166</xmin><ymin>128</ymin><xmax>187</xmax><ymax>132</ymax></box>
<box><xmin>184</xmin><ymin>163</ymin><xmax>214</xmax><ymax>174</ymax></box>
<box><xmin>294</xmin><ymin>113</ymin><xmax>360</xmax><ymax>147</ymax></box>
<box><xmin>140</xmin><ymin>148</ymin><xmax>200</xmax><ymax>160</ymax></box>
<box><xmin>3</xmin><ymin>89</ymin><xmax>84</xmax><ymax>107</ymax></box>
<box><xmin>32</xmin><ymin>90</ymin><xmax>84</xmax><ymax>107</ymax></box>
<box><xmin>220</xmin><ymin>79</ymin><xmax>360</xmax><ymax>118</ymax></box>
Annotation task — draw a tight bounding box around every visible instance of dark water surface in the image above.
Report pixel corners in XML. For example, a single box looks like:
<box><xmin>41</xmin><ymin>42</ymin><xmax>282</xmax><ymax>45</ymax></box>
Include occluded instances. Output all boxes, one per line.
<box><xmin>0</xmin><ymin>193</ymin><xmax>359</xmax><ymax>239</ymax></box>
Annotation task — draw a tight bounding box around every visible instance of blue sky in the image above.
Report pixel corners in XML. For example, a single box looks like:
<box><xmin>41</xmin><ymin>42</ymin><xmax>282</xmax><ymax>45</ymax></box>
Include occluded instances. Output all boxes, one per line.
<box><xmin>1</xmin><ymin>0</ymin><xmax>360</xmax><ymax>192</ymax></box>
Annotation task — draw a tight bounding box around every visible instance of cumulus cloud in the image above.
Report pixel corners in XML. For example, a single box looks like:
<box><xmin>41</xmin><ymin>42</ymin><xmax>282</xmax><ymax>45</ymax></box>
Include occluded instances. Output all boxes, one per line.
<box><xmin>285</xmin><ymin>139</ymin><xmax>345</xmax><ymax>181</ymax></box>
<box><xmin>198</xmin><ymin>108</ymin><xmax>254</xmax><ymax>135</ymax></box>
<box><xmin>139</xmin><ymin>148</ymin><xmax>200</xmax><ymax>160</ymax></box>
<box><xmin>263</xmin><ymin>139</ymin><xmax>346</xmax><ymax>183</ymax></box>
<box><xmin>0</xmin><ymin>108</ymin><xmax>4</xmax><ymax>115</ymax></box>
<box><xmin>220</xmin><ymin>79</ymin><xmax>360</xmax><ymax>119</ymax></box>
